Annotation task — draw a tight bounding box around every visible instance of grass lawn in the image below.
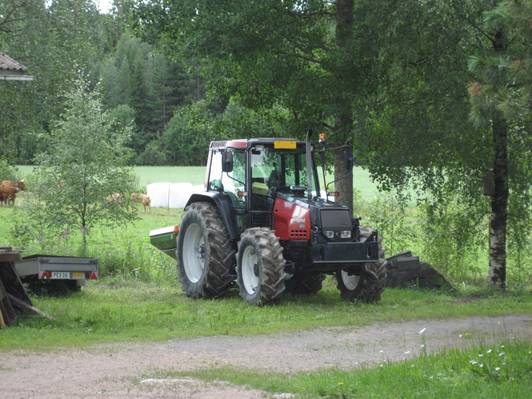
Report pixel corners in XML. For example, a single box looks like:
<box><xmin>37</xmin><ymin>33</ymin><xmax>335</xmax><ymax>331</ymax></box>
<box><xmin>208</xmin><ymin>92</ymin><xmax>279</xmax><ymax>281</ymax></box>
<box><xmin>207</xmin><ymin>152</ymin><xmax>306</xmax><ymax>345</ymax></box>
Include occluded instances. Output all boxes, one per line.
<box><xmin>0</xmin><ymin>281</ymin><xmax>531</xmax><ymax>351</ymax></box>
<box><xmin>179</xmin><ymin>342</ymin><xmax>532</xmax><ymax>398</ymax></box>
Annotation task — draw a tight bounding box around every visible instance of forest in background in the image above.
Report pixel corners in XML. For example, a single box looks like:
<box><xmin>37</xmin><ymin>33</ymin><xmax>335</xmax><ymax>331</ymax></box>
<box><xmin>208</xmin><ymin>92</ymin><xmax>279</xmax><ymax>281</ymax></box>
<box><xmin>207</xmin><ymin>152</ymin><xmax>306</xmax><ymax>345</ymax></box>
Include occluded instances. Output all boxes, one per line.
<box><xmin>0</xmin><ymin>0</ymin><xmax>288</xmax><ymax>166</ymax></box>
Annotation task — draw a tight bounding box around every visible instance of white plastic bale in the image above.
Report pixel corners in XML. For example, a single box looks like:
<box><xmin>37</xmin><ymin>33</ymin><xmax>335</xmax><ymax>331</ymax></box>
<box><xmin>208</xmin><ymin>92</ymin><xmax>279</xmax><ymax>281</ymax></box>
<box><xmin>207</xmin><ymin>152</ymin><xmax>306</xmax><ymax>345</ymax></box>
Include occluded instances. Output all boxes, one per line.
<box><xmin>147</xmin><ymin>183</ymin><xmax>169</xmax><ymax>208</ymax></box>
<box><xmin>147</xmin><ymin>182</ymin><xmax>194</xmax><ymax>208</ymax></box>
<box><xmin>169</xmin><ymin>183</ymin><xmax>194</xmax><ymax>208</ymax></box>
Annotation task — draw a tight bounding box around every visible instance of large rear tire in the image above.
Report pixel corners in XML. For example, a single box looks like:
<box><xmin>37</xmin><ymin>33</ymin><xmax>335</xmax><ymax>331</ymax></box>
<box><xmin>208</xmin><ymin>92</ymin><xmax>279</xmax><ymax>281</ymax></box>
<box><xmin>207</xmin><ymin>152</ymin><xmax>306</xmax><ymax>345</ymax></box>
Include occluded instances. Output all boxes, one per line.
<box><xmin>236</xmin><ymin>228</ymin><xmax>286</xmax><ymax>306</ymax></box>
<box><xmin>177</xmin><ymin>202</ymin><xmax>235</xmax><ymax>298</ymax></box>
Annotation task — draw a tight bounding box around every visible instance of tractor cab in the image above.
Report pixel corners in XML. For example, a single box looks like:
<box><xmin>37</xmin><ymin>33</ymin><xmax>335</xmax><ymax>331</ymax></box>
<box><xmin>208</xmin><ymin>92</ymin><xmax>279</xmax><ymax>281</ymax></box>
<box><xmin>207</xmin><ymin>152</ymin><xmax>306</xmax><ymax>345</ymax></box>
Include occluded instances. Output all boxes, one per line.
<box><xmin>151</xmin><ymin>135</ymin><xmax>385</xmax><ymax>306</ymax></box>
<box><xmin>206</xmin><ymin>138</ymin><xmax>319</xmax><ymax>229</ymax></box>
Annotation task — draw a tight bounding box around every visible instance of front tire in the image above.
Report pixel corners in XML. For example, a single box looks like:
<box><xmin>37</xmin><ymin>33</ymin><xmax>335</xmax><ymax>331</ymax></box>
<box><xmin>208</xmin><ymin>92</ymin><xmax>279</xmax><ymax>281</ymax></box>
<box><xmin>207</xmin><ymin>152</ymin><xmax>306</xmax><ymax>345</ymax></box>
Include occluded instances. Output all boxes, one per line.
<box><xmin>336</xmin><ymin>262</ymin><xmax>386</xmax><ymax>303</ymax></box>
<box><xmin>236</xmin><ymin>228</ymin><xmax>286</xmax><ymax>306</ymax></box>
<box><xmin>177</xmin><ymin>202</ymin><xmax>235</xmax><ymax>298</ymax></box>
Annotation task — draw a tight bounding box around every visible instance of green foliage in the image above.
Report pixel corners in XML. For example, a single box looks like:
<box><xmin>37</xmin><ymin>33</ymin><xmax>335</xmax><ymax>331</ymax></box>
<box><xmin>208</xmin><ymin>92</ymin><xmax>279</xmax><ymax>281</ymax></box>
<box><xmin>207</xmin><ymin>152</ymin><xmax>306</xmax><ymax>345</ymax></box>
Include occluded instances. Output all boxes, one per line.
<box><xmin>31</xmin><ymin>78</ymin><xmax>137</xmax><ymax>254</ymax></box>
<box><xmin>154</xmin><ymin>100</ymin><xmax>214</xmax><ymax>165</ymax></box>
<box><xmin>355</xmin><ymin>190</ymin><xmax>414</xmax><ymax>256</ymax></box>
<box><xmin>156</xmin><ymin>98</ymin><xmax>291</xmax><ymax>165</ymax></box>
<box><xmin>10</xmin><ymin>173</ymin><xmax>70</xmax><ymax>253</ymax></box>
<box><xmin>0</xmin><ymin>159</ymin><xmax>18</xmax><ymax>180</ymax></box>
<box><xmin>98</xmin><ymin>33</ymin><xmax>196</xmax><ymax>162</ymax></box>
<box><xmin>468</xmin><ymin>0</ymin><xmax>531</xmax><ymax>128</ymax></box>
<box><xmin>418</xmin><ymin>196</ymin><xmax>487</xmax><ymax>284</ymax></box>
<box><xmin>0</xmin><ymin>0</ymin><xmax>107</xmax><ymax>163</ymax></box>
<box><xmin>132</xmin><ymin>0</ymin><xmax>378</xmax><ymax>144</ymax></box>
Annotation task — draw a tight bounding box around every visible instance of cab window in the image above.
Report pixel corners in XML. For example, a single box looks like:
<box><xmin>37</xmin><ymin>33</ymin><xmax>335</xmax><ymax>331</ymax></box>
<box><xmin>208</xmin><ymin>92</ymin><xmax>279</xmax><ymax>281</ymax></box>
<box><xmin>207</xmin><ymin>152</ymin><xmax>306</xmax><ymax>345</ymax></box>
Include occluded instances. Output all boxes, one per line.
<box><xmin>208</xmin><ymin>148</ymin><xmax>246</xmax><ymax>207</ymax></box>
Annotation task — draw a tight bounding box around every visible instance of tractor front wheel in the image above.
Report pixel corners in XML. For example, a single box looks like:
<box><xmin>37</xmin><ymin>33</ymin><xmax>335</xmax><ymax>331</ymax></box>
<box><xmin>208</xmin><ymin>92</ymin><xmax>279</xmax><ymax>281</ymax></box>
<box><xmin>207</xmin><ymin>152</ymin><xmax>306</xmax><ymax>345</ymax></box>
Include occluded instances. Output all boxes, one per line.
<box><xmin>236</xmin><ymin>228</ymin><xmax>286</xmax><ymax>306</ymax></box>
<box><xmin>336</xmin><ymin>262</ymin><xmax>386</xmax><ymax>303</ymax></box>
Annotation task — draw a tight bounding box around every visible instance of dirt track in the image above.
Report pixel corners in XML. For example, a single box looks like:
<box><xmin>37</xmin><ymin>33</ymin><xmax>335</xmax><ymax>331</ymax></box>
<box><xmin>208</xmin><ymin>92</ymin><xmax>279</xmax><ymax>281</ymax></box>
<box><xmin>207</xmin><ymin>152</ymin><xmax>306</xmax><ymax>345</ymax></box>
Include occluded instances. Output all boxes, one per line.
<box><xmin>1</xmin><ymin>315</ymin><xmax>531</xmax><ymax>399</ymax></box>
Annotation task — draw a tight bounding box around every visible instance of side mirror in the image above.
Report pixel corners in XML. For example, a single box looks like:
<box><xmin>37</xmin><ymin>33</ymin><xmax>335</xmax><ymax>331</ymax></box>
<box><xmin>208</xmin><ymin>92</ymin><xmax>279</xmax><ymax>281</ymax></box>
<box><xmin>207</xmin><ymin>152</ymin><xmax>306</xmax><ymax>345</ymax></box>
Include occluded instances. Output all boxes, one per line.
<box><xmin>222</xmin><ymin>150</ymin><xmax>234</xmax><ymax>173</ymax></box>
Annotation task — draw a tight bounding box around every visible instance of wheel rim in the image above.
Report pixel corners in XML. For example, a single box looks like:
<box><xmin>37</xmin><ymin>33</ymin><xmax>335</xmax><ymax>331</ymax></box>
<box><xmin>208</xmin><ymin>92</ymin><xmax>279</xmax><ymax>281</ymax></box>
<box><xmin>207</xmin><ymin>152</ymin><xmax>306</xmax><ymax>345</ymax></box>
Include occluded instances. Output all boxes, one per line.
<box><xmin>241</xmin><ymin>245</ymin><xmax>259</xmax><ymax>295</ymax></box>
<box><xmin>341</xmin><ymin>270</ymin><xmax>360</xmax><ymax>291</ymax></box>
<box><xmin>182</xmin><ymin>223</ymin><xmax>206</xmax><ymax>283</ymax></box>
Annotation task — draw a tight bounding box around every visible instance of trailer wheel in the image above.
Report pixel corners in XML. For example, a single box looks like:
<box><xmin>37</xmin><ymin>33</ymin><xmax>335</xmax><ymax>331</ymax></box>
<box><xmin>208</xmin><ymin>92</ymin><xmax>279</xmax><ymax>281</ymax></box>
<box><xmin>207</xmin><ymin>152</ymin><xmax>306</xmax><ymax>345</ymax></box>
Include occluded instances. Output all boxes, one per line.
<box><xmin>285</xmin><ymin>273</ymin><xmax>325</xmax><ymax>295</ymax></box>
<box><xmin>236</xmin><ymin>228</ymin><xmax>286</xmax><ymax>306</ymax></box>
<box><xmin>27</xmin><ymin>280</ymin><xmax>75</xmax><ymax>296</ymax></box>
<box><xmin>177</xmin><ymin>202</ymin><xmax>235</xmax><ymax>298</ymax></box>
<box><xmin>65</xmin><ymin>280</ymin><xmax>81</xmax><ymax>292</ymax></box>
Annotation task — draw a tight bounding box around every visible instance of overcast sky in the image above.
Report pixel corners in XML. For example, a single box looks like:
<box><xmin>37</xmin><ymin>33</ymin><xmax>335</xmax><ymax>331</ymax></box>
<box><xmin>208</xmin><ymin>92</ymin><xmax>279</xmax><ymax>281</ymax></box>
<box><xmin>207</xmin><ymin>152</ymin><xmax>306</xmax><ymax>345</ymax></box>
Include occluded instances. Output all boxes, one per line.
<box><xmin>95</xmin><ymin>0</ymin><xmax>112</xmax><ymax>14</ymax></box>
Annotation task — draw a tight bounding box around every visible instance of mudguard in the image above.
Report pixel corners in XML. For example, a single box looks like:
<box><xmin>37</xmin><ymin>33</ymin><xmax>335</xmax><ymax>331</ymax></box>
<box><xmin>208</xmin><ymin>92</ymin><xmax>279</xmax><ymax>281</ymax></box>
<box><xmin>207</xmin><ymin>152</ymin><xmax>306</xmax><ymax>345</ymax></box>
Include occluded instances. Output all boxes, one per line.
<box><xmin>186</xmin><ymin>192</ymin><xmax>239</xmax><ymax>240</ymax></box>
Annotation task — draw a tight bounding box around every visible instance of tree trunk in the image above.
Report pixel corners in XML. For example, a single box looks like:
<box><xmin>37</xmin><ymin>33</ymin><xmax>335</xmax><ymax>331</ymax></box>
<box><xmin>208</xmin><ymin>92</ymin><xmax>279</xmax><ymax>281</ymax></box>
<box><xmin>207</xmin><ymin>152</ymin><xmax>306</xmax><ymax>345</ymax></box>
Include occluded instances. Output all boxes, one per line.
<box><xmin>488</xmin><ymin>30</ymin><xmax>508</xmax><ymax>289</ymax></box>
<box><xmin>334</xmin><ymin>0</ymin><xmax>354</xmax><ymax>213</ymax></box>
<box><xmin>81</xmin><ymin>227</ymin><xmax>88</xmax><ymax>258</ymax></box>
<box><xmin>333</xmin><ymin>130</ymin><xmax>354</xmax><ymax>213</ymax></box>
<box><xmin>488</xmin><ymin>111</ymin><xmax>508</xmax><ymax>289</ymax></box>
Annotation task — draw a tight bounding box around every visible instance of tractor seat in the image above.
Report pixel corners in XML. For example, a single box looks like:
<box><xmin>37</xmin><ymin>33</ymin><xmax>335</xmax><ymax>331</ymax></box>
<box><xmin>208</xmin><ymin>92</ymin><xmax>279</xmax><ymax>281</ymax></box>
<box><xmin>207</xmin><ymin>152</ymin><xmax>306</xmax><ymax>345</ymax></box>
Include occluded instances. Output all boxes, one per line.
<box><xmin>252</xmin><ymin>181</ymin><xmax>269</xmax><ymax>196</ymax></box>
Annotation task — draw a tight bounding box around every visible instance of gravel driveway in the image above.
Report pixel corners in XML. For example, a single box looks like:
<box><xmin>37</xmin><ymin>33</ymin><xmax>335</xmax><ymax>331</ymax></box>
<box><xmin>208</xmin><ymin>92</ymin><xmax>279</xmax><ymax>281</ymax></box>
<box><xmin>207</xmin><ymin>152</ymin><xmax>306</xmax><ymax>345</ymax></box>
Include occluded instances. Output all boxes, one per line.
<box><xmin>1</xmin><ymin>315</ymin><xmax>531</xmax><ymax>399</ymax></box>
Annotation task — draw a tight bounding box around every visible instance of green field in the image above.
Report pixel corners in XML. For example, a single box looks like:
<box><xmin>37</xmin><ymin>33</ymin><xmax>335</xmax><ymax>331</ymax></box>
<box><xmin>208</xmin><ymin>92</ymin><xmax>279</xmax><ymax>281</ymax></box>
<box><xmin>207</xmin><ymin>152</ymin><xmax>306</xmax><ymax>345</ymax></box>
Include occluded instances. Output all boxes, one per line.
<box><xmin>15</xmin><ymin>165</ymin><xmax>386</xmax><ymax>200</ymax></box>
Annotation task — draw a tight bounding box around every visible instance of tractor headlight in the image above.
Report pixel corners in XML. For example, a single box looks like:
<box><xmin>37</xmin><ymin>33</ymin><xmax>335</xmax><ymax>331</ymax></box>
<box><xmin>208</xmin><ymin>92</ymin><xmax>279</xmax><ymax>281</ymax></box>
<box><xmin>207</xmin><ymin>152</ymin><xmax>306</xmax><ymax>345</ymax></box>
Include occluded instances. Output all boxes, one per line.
<box><xmin>340</xmin><ymin>230</ymin><xmax>351</xmax><ymax>239</ymax></box>
<box><xmin>325</xmin><ymin>230</ymin><xmax>335</xmax><ymax>239</ymax></box>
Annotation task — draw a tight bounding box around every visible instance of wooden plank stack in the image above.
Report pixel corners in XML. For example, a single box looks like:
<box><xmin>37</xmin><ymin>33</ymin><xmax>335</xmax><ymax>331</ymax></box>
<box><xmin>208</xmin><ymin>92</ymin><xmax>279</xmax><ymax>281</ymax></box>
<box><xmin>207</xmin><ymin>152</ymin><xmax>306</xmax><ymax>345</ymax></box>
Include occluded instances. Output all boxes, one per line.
<box><xmin>0</xmin><ymin>247</ymin><xmax>34</xmax><ymax>327</ymax></box>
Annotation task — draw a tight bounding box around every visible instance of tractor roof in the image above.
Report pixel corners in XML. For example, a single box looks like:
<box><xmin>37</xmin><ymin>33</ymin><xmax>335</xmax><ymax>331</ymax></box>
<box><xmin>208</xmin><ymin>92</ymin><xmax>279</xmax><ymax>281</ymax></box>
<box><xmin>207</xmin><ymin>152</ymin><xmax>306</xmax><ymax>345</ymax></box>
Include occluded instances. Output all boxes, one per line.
<box><xmin>210</xmin><ymin>138</ymin><xmax>304</xmax><ymax>150</ymax></box>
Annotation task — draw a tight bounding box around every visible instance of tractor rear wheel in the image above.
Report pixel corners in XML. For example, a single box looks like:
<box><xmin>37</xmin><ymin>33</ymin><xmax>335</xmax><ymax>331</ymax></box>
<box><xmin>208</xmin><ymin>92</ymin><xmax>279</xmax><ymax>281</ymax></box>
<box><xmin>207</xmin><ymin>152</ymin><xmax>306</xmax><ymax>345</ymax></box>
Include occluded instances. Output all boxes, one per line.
<box><xmin>285</xmin><ymin>273</ymin><xmax>325</xmax><ymax>295</ymax></box>
<box><xmin>236</xmin><ymin>228</ymin><xmax>286</xmax><ymax>306</ymax></box>
<box><xmin>177</xmin><ymin>202</ymin><xmax>235</xmax><ymax>298</ymax></box>
<box><xmin>336</xmin><ymin>262</ymin><xmax>386</xmax><ymax>303</ymax></box>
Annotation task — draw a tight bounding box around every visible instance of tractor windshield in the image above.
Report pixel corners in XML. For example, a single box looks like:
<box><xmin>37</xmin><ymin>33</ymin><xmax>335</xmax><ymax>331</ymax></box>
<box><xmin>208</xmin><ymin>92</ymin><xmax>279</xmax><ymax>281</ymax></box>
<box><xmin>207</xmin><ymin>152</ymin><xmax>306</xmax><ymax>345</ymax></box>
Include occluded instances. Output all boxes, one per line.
<box><xmin>250</xmin><ymin>144</ymin><xmax>315</xmax><ymax>196</ymax></box>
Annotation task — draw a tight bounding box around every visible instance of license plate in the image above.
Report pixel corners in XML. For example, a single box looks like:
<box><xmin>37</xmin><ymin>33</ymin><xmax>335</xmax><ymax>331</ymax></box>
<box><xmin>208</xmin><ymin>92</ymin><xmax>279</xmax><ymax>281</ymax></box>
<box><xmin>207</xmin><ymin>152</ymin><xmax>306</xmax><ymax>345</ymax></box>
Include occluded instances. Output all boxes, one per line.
<box><xmin>72</xmin><ymin>272</ymin><xmax>85</xmax><ymax>280</ymax></box>
<box><xmin>51</xmin><ymin>272</ymin><xmax>71</xmax><ymax>279</ymax></box>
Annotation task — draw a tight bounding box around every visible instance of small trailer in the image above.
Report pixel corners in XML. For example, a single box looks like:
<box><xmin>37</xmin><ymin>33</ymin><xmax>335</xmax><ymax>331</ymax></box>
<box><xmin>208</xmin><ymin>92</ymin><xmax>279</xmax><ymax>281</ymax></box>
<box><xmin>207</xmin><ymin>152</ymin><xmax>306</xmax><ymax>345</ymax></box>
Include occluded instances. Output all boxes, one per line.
<box><xmin>15</xmin><ymin>255</ymin><xmax>98</xmax><ymax>293</ymax></box>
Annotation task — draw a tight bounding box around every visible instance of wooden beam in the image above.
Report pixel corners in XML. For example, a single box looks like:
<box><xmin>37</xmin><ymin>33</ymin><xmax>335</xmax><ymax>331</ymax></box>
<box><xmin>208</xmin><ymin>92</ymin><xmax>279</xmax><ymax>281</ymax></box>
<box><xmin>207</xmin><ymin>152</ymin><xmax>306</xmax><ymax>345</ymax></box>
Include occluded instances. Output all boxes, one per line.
<box><xmin>7</xmin><ymin>293</ymin><xmax>53</xmax><ymax>321</ymax></box>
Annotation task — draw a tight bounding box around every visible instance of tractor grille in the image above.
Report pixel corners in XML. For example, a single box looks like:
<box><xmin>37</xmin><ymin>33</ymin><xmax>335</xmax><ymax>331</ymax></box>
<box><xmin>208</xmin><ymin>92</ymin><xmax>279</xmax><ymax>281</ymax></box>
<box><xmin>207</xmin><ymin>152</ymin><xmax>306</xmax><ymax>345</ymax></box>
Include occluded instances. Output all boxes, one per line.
<box><xmin>320</xmin><ymin>209</ymin><xmax>352</xmax><ymax>229</ymax></box>
<box><xmin>289</xmin><ymin>229</ymin><xmax>308</xmax><ymax>239</ymax></box>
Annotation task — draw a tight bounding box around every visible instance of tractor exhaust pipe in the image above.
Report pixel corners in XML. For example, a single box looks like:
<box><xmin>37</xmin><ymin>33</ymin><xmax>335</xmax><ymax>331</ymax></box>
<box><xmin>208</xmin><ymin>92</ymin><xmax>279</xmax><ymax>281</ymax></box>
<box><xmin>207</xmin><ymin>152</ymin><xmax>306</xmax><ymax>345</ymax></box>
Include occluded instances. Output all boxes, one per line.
<box><xmin>305</xmin><ymin>129</ymin><xmax>314</xmax><ymax>202</ymax></box>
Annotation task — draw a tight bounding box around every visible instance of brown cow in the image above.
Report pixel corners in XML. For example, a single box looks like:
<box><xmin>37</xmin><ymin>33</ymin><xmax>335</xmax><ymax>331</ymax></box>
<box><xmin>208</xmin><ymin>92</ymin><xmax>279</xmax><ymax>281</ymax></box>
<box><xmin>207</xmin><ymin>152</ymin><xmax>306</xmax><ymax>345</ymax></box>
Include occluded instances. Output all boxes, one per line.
<box><xmin>131</xmin><ymin>192</ymin><xmax>151</xmax><ymax>212</ymax></box>
<box><xmin>140</xmin><ymin>194</ymin><xmax>151</xmax><ymax>212</ymax></box>
<box><xmin>131</xmin><ymin>192</ymin><xmax>141</xmax><ymax>202</ymax></box>
<box><xmin>0</xmin><ymin>180</ymin><xmax>25</xmax><ymax>206</ymax></box>
<box><xmin>106</xmin><ymin>192</ymin><xmax>123</xmax><ymax>204</ymax></box>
